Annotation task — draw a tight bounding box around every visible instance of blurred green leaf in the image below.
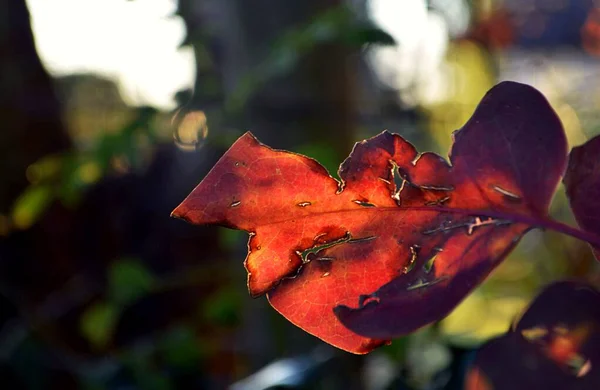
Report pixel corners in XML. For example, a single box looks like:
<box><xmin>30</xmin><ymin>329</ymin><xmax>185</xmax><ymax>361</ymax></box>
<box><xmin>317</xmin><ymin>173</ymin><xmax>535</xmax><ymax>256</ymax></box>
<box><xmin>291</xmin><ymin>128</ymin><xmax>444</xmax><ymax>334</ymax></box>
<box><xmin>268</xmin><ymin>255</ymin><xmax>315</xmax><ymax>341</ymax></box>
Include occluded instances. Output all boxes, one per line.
<box><xmin>138</xmin><ymin>373</ymin><xmax>173</xmax><ymax>390</ymax></box>
<box><xmin>345</xmin><ymin>25</ymin><xmax>396</xmax><ymax>46</ymax></box>
<box><xmin>80</xmin><ymin>302</ymin><xmax>118</xmax><ymax>349</ymax></box>
<box><xmin>108</xmin><ymin>258</ymin><xmax>156</xmax><ymax>306</ymax></box>
<box><xmin>202</xmin><ymin>287</ymin><xmax>242</xmax><ymax>327</ymax></box>
<box><xmin>25</xmin><ymin>154</ymin><xmax>63</xmax><ymax>184</ymax></box>
<box><xmin>308</xmin><ymin>19</ymin><xmax>338</xmax><ymax>42</ymax></box>
<box><xmin>129</xmin><ymin>356</ymin><xmax>174</xmax><ymax>390</ymax></box>
<box><xmin>380</xmin><ymin>335</ymin><xmax>410</xmax><ymax>363</ymax></box>
<box><xmin>270</xmin><ymin>46</ymin><xmax>300</xmax><ymax>75</ymax></box>
<box><xmin>11</xmin><ymin>185</ymin><xmax>53</xmax><ymax>230</ymax></box>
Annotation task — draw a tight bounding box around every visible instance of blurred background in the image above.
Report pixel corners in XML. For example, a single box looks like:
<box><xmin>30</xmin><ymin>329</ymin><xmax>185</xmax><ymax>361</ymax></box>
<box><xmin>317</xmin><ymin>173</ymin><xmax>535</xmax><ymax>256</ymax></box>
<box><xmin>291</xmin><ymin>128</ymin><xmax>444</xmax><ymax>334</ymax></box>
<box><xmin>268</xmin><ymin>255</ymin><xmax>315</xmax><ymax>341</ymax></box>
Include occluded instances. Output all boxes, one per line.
<box><xmin>1</xmin><ymin>0</ymin><xmax>600</xmax><ymax>389</ymax></box>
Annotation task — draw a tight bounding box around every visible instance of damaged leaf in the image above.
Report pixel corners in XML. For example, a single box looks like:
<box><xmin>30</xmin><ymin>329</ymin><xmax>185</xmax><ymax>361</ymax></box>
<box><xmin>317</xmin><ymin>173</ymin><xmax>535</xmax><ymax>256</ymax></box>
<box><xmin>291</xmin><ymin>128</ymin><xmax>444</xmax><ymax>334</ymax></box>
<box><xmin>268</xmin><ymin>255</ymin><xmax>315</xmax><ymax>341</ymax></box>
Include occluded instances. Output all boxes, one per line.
<box><xmin>172</xmin><ymin>82</ymin><xmax>580</xmax><ymax>353</ymax></box>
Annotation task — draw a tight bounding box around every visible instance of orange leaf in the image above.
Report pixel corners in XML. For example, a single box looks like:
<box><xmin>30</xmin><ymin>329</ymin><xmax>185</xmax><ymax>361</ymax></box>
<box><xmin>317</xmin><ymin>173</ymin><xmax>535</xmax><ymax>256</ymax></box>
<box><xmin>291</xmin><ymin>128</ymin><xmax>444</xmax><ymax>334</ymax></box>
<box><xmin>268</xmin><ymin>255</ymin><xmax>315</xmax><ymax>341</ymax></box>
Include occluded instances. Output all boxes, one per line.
<box><xmin>173</xmin><ymin>82</ymin><xmax>568</xmax><ymax>353</ymax></box>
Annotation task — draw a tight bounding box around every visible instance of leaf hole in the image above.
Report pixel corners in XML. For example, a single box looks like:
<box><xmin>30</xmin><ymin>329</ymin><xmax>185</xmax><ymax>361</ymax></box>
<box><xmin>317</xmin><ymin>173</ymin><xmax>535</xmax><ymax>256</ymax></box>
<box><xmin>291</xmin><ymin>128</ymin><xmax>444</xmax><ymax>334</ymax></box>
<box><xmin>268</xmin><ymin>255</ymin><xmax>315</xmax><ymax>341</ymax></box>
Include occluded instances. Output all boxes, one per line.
<box><xmin>406</xmin><ymin>276</ymin><xmax>447</xmax><ymax>291</ymax></box>
<box><xmin>492</xmin><ymin>185</ymin><xmax>522</xmax><ymax>203</ymax></box>
<box><xmin>390</xmin><ymin>161</ymin><xmax>407</xmax><ymax>190</ymax></box>
<box><xmin>466</xmin><ymin>216</ymin><xmax>510</xmax><ymax>235</ymax></box>
<box><xmin>425</xmin><ymin>196</ymin><xmax>450</xmax><ymax>206</ymax></box>
<box><xmin>403</xmin><ymin>245</ymin><xmax>420</xmax><ymax>274</ymax></box>
<box><xmin>298</xmin><ymin>232</ymin><xmax>351</xmax><ymax>264</ymax></box>
<box><xmin>423</xmin><ymin>249</ymin><xmax>442</xmax><ymax>273</ymax></box>
<box><xmin>353</xmin><ymin>200</ymin><xmax>376</xmax><ymax>207</ymax></box>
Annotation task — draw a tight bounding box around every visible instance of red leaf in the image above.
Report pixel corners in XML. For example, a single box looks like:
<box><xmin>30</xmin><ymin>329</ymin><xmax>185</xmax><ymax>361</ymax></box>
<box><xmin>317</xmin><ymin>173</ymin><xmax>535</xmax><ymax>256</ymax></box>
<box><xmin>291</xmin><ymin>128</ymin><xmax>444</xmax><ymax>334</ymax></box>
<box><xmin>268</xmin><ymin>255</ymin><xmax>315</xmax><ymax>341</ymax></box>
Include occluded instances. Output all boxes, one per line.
<box><xmin>564</xmin><ymin>134</ymin><xmax>600</xmax><ymax>260</ymax></box>
<box><xmin>172</xmin><ymin>81</ymin><xmax>567</xmax><ymax>353</ymax></box>
<box><xmin>466</xmin><ymin>281</ymin><xmax>600</xmax><ymax>389</ymax></box>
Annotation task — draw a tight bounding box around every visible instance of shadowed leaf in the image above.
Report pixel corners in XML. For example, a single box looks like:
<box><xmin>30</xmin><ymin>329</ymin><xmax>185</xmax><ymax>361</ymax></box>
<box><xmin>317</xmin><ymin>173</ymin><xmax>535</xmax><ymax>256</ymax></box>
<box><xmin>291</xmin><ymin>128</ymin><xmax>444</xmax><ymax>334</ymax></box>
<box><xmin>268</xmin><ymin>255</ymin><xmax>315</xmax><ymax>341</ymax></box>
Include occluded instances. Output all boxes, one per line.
<box><xmin>564</xmin><ymin>134</ymin><xmax>600</xmax><ymax>260</ymax></box>
<box><xmin>466</xmin><ymin>281</ymin><xmax>600</xmax><ymax>389</ymax></box>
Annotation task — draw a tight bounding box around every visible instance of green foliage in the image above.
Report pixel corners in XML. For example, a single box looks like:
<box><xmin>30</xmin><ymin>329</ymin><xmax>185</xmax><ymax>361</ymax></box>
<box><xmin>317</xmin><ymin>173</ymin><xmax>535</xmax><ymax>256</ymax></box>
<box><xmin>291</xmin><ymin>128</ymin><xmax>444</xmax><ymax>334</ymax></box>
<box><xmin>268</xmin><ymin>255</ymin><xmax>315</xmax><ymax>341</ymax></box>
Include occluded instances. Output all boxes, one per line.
<box><xmin>80</xmin><ymin>302</ymin><xmax>119</xmax><ymax>349</ymax></box>
<box><xmin>108</xmin><ymin>258</ymin><xmax>156</xmax><ymax>306</ymax></box>
<box><xmin>201</xmin><ymin>287</ymin><xmax>242</xmax><ymax>327</ymax></box>
<box><xmin>11</xmin><ymin>185</ymin><xmax>53</xmax><ymax>230</ymax></box>
<box><xmin>8</xmin><ymin>107</ymin><xmax>159</xmax><ymax>230</ymax></box>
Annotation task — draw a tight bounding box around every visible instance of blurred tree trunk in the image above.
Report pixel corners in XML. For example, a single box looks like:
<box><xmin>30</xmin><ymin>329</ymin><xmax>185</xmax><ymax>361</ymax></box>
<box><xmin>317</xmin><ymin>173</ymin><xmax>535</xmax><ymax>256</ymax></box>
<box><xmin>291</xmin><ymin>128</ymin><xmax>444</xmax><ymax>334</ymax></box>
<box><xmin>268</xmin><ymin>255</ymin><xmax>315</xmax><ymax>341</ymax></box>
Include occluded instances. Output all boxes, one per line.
<box><xmin>235</xmin><ymin>0</ymin><xmax>358</xmax><ymax>155</ymax></box>
<box><xmin>0</xmin><ymin>0</ymin><xmax>71</xmax><ymax>214</ymax></box>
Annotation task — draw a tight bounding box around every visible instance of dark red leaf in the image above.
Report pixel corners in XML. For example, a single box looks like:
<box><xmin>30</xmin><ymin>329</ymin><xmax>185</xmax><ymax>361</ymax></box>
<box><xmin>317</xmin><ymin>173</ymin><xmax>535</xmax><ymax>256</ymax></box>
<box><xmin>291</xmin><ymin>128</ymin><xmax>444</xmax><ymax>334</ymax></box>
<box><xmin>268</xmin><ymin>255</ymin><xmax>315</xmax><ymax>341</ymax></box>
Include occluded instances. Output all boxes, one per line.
<box><xmin>466</xmin><ymin>281</ymin><xmax>600</xmax><ymax>389</ymax></box>
<box><xmin>172</xmin><ymin>81</ymin><xmax>567</xmax><ymax>353</ymax></box>
<box><xmin>334</xmin><ymin>81</ymin><xmax>567</xmax><ymax>340</ymax></box>
<box><xmin>564</xmin><ymin>134</ymin><xmax>600</xmax><ymax>260</ymax></box>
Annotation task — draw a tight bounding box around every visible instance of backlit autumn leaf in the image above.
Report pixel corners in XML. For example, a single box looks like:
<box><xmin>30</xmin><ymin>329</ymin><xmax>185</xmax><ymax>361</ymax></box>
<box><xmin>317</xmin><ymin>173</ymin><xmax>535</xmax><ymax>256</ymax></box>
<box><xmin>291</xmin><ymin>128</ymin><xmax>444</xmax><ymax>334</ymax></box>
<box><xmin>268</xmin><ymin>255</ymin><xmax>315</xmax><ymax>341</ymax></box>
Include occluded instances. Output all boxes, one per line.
<box><xmin>173</xmin><ymin>81</ymin><xmax>570</xmax><ymax>353</ymax></box>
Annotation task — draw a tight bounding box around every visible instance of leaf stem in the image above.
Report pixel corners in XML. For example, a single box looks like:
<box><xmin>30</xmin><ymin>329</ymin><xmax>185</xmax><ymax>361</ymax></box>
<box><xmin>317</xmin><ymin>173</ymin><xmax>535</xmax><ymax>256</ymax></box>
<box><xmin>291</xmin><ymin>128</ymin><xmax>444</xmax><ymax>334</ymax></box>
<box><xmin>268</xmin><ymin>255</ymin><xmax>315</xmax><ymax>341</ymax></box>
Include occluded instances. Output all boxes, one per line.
<box><xmin>402</xmin><ymin>206</ymin><xmax>600</xmax><ymax>249</ymax></box>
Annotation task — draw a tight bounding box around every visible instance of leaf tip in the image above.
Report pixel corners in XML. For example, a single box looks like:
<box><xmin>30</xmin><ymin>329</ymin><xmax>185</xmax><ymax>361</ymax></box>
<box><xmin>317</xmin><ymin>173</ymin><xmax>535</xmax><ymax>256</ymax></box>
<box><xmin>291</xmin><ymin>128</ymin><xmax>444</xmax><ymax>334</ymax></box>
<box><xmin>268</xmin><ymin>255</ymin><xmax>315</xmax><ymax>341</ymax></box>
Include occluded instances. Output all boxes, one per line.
<box><xmin>170</xmin><ymin>203</ymin><xmax>189</xmax><ymax>222</ymax></box>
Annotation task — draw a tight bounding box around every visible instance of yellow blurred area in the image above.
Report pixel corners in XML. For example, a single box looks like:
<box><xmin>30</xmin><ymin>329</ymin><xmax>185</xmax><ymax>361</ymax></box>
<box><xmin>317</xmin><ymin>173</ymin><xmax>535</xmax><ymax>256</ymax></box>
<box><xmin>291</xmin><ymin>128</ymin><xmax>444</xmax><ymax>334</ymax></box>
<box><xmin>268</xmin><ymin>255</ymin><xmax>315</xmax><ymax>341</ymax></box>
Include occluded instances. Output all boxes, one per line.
<box><xmin>172</xmin><ymin>109</ymin><xmax>209</xmax><ymax>151</ymax></box>
<box><xmin>423</xmin><ymin>42</ymin><xmax>592</xmax><ymax>157</ymax></box>
<box><xmin>77</xmin><ymin>161</ymin><xmax>102</xmax><ymax>185</ymax></box>
<box><xmin>58</xmin><ymin>75</ymin><xmax>134</xmax><ymax>147</ymax></box>
<box><xmin>80</xmin><ymin>302</ymin><xmax>119</xmax><ymax>350</ymax></box>
<box><xmin>438</xmin><ymin>231</ymin><xmax>577</xmax><ymax>346</ymax></box>
<box><xmin>555</xmin><ymin>102</ymin><xmax>586</xmax><ymax>147</ymax></box>
<box><xmin>11</xmin><ymin>185</ymin><xmax>53</xmax><ymax>230</ymax></box>
<box><xmin>421</xmin><ymin>40</ymin><xmax>495</xmax><ymax>154</ymax></box>
<box><xmin>25</xmin><ymin>155</ymin><xmax>63</xmax><ymax>184</ymax></box>
<box><xmin>419</xmin><ymin>32</ymin><xmax>596</xmax><ymax>347</ymax></box>
<box><xmin>441</xmin><ymin>289</ymin><xmax>529</xmax><ymax>346</ymax></box>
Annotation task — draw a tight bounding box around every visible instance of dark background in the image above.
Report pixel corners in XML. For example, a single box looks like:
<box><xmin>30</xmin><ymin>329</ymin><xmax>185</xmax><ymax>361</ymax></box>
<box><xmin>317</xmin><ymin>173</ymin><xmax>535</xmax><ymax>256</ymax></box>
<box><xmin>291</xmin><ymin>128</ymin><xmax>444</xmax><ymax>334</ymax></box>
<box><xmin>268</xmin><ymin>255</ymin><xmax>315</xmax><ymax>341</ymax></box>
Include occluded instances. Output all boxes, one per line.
<box><xmin>1</xmin><ymin>0</ymin><xmax>599</xmax><ymax>389</ymax></box>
